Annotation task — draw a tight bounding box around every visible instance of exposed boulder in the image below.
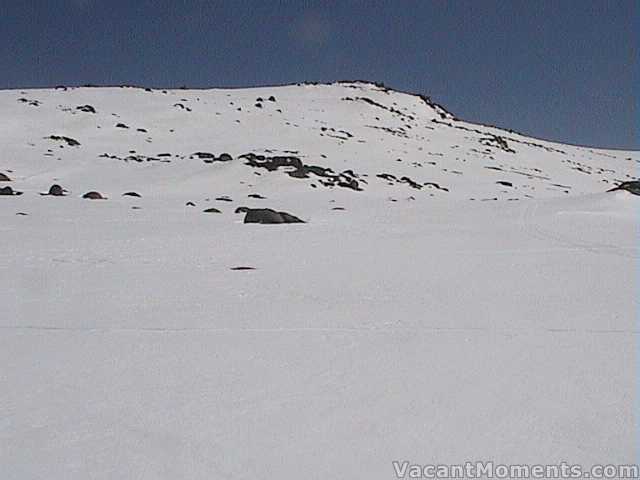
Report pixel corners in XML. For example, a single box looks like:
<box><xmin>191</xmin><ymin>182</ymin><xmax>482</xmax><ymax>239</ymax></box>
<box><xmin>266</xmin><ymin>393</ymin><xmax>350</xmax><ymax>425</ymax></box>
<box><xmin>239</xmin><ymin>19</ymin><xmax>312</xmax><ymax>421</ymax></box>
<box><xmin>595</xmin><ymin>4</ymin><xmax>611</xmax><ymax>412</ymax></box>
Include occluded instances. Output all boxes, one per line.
<box><xmin>0</xmin><ymin>172</ymin><xmax>11</xmax><ymax>182</ymax></box>
<box><xmin>0</xmin><ymin>186</ymin><xmax>22</xmax><ymax>196</ymax></box>
<box><xmin>122</xmin><ymin>191</ymin><xmax>141</xmax><ymax>197</ymax></box>
<box><xmin>82</xmin><ymin>191</ymin><xmax>105</xmax><ymax>199</ymax></box>
<box><xmin>76</xmin><ymin>105</ymin><xmax>96</xmax><ymax>113</ymax></box>
<box><xmin>203</xmin><ymin>207</ymin><xmax>222</xmax><ymax>213</ymax></box>
<box><xmin>243</xmin><ymin>208</ymin><xmax>305</xmax><ymax>224</ymax></box>
<box><xmin>41</xmin><ymin>184</ymin><xmax>67</xmax><ymax>196</ymax></box>
<box><xmin>48</xmin><ymin>135</ymin><xmax>80</xmax><ymax>147</ymax></box>
<box><xmin>608</xmin><ymin>181</ymin><xmax>640</xmax><ymax>196</ymax></box>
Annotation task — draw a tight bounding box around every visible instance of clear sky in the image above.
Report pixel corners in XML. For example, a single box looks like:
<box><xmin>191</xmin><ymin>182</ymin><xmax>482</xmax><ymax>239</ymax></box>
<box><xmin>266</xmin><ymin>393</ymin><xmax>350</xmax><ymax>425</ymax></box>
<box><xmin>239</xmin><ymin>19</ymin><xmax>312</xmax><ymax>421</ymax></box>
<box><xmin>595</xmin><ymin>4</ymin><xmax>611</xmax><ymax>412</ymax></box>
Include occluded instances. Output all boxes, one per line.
<box><xmin>1</xmin><ymin>0</ymin><xmax>637</xmax><ymax>149</ymax></box>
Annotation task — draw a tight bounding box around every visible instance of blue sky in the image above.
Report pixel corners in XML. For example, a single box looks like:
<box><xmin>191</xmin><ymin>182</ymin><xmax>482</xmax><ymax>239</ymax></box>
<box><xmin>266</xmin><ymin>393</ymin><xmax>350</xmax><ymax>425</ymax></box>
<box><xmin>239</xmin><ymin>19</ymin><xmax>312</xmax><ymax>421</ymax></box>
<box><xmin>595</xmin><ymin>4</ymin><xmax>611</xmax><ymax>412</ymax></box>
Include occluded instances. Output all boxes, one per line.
<box><xmin>1</xmin><ymin>0</ymin><xmax>637</xmax><ymax>149</ymax></box>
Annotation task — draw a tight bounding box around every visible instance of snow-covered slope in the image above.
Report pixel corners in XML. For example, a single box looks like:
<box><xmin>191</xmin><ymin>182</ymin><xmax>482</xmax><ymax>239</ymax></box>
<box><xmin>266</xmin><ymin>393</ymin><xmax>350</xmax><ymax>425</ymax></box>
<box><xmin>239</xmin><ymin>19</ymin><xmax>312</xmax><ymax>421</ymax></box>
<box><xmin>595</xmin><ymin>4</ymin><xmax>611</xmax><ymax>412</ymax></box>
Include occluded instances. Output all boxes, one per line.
<box><xmin>2</xmin><ymin>81</ymin><xmax>637</xmax><ymax>205</ymax></box>
<box><xmin>1</xmin><ymin>82</ymin><xmax>638</xmax><ymax>479</ymax></box>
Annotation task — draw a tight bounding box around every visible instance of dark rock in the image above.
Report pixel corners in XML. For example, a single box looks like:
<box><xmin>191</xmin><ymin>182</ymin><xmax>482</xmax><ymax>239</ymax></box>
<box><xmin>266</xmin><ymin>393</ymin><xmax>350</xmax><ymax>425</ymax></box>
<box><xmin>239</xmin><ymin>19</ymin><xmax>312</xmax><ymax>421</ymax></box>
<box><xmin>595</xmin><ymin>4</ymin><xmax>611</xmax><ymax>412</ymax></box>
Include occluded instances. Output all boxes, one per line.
<box><xmin>76</xmin><ymin>105</ymin><xmax>96</xmax><ymax>113</ymax></box>
<box><xmin>424</xmin><ymin>182</ymin><xmax>449</xmax><ymax>192</ymax></box>
<box><xmin>0</xmin><ymin>186</ymin><xmax>22</xmax><ymax>196</ymax></box>
<box><xmin>241</xmin><ymin>153</ymin><xmax>361</xmax><ymax>190</ymax></box>
<box><xmin>48</xmin><ymin>135</ymin><xmax>80</xmax><ymax>147</ymax></box>
<box><xmin>203</xmin><ymin>207</ymin><xmax>222</xmax><ymax>213</ymax></box>
<box><xmin>377</xmin><ymin>173</ymin><xmax>398</xmax><ymax>182</ymax></box>
<box><xmin>230</xmin><ymin>266</ymin><xmax>256</xmax><ymax>271</ymax></box>
<box><xmin>235</xmin><ymin>206</ymin><xmax>250</xmax><ymax>213</ymax></box>
<box><xmin>123</xmin><ymin>191</ymin><xmax>141</xmax><ymax>197</ymax></box>
<box><xmin>242</xmin><ymin>154</ymin><xmax>303</xmax><ymax>172</ymax></box>
<box><xmin>82</xmin><ymin>191</ymin><xmax>105</xmax><ymax>199</ymax></box>
<box><xmin>186</xmin><ymin>201</ymin><xmax>196</xmax><ymax>207</ymax></box>
<box><xmin>0</xmin><ymin>172</ymin><xmax>11</xmax><ymax>182</ymax></box>
<box><xmin>480</xmin><ymin>135</ymin><xmax>515</xmax><ymax>153</ymax></box>
<box><xmin>18</xmin><ymin>98</ymin><xmax>41</xmax><ymax>107</ymax></box>
<box><xmin>608</xmin><ymin>180</ymin><xmax>640</xmax><ymax>195</ymax></box>
<box><xmin>216</xmin><ymin>196</ymin><xmax>233</xmax><ymax>202</ymax></box>
<box><xmin>194</xmin><ymin>152</ymin><xmax>233</xmax><ymax>163</ymax></box>
<box><xmin>194</xmin><ymin>152</ymin><xmax>215</xmax><ymax>160</ymax></box>
<box><xmin>42</xmin><ymin>184</ymin><xmax>66</xmax><ymax>196</ymax></box>
<box><xmin>243</xmin><ymin>208</ymin><xmax>305</xmax><ymax>224</ymax></box>
<box><xmin>337</xmin><ymin>178</ymin><xmax>360</xmax><ymax>191</ymax></box>
<box><xmin>247</xmin><ymin>193</ymin><xmax>266</xmax><ymax>199</ymax></box>
<box><xmin>268</xmin><ymin>96</ymin><xmax>276</xmax><ymax>102</ymax></box>
<box><xmin>399</xmin><ymin>176</ymin><xmax>421</xmax><ymax>189</ymax></box>
<box><xmin>115</xmin><ymin>123</ymin><xmax>129</xmax><ymax>129</ymax></box>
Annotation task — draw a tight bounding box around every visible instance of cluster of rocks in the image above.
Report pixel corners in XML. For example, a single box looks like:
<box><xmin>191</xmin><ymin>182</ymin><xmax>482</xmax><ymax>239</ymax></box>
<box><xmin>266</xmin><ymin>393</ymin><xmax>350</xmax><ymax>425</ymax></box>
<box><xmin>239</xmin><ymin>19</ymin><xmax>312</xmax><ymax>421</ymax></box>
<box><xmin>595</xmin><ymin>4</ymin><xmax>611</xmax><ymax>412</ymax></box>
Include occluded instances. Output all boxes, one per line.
<box><xmin>240</xmin><ymin>153</ymin><xmax>363</xmax><ymax>191</ymax></box>
<box><xmin>480</xmin><ymin>135</ymin><xmax>516</xmax><ymax>154</ymax></box>
<box><xmin>255</xmin><ymin>96</ymin><xmax>276</xmax><ymax>108</ymax></box>
<box><xmin>173</xmin><ymin>103</ymin><xmax>192</xmax><ymax>112</ymax></box>
<box><xmin>377</xmin><ymin>173</ymin><xmax>449</xmax><ymax>192</ymax></box>
<box><xmin>342</xmin><ymin>96</ymin><xmax>415</xmax><ymax>121</ymax></box>
<box><xmin>193</xmin><ymin>152</ymin><xmax>233</xmax><ymax>163</ymax></box>
<box><xmin>319</xmin><ymin>126</ymin><xmax>353</xmax><ymax>140</ymax></box>
<box><xmin>1</xmin><ymin>173</ymin><xmax>307</xmax><ymax>223</ymax></box>
<box><xmin>0</xmin><ymin>179</ymin><xmax>140</xmax><ymax>200</ymax></box>
<box><xmin>18</xmin><ymin>98</ymin><xmax>41</xmax><ymax>107</ymax></box>
<box><xmin>99</xmin><ymin>153</ymin><xmax>171</xmax><ymax>163</ymax></box>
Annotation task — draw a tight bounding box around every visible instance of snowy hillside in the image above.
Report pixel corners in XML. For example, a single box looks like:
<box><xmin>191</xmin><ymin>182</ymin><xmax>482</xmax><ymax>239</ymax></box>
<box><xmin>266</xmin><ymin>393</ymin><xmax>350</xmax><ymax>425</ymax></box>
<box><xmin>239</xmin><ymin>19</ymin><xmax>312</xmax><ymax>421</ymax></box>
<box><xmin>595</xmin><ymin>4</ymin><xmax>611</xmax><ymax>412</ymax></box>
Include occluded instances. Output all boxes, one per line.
<box><xmin>1</xmin><ymin>82</ymin><xmax>638</xmax><ymax>479</ymax></box>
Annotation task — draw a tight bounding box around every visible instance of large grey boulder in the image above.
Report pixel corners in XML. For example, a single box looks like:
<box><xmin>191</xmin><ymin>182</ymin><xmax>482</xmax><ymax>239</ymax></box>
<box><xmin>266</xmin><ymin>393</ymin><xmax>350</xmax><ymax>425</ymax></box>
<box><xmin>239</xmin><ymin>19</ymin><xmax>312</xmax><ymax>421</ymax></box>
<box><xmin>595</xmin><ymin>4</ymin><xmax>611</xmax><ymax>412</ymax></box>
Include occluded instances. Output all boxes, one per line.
<box><xmin>242</xmin><ymin>208</ymin><xmax>305</xmax><ymax>224</ymax></box>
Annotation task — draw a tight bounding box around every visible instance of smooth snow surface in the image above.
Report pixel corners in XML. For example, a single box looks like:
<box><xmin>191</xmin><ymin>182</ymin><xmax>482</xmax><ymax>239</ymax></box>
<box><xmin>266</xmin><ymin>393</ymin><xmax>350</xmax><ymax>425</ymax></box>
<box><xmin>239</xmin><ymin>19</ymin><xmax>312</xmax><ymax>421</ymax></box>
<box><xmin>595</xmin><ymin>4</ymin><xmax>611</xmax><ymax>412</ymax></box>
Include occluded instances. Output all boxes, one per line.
<box><xmin>1</xmin><ymin>82</ymin><xmax>638</xmax><ymax>479</ymax></box>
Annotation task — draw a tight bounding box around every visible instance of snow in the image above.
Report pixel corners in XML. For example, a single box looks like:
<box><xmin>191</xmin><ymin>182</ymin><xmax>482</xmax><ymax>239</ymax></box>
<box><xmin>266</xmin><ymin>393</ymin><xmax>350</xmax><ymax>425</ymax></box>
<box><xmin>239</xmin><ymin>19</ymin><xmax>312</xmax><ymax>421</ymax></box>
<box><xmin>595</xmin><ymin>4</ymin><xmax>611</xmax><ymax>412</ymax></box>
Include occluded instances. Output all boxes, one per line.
<box><xmin>1</xmin><ymin>82</ymin><xmax>638</xmax><ymax>478</ymax></box>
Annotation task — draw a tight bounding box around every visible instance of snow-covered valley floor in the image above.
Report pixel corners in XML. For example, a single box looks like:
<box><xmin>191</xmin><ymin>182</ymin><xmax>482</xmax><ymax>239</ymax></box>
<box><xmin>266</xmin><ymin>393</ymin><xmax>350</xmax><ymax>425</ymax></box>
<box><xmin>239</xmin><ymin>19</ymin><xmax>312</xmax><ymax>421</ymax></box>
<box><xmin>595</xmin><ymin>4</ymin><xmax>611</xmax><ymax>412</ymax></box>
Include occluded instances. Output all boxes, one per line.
<box><xmin>1</xmin><ymin>82</ymin><xmax>638</xmax><ymax>478</ymax></box>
